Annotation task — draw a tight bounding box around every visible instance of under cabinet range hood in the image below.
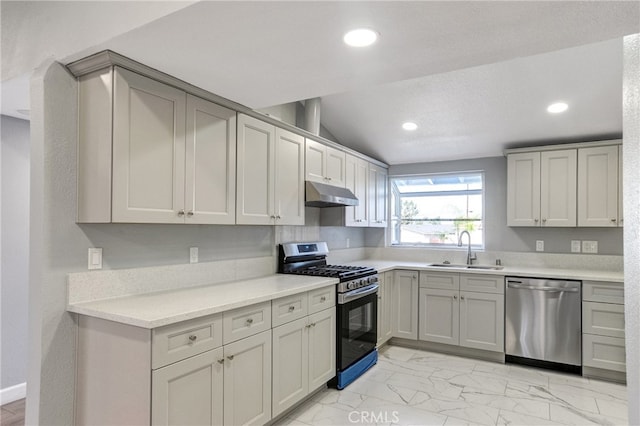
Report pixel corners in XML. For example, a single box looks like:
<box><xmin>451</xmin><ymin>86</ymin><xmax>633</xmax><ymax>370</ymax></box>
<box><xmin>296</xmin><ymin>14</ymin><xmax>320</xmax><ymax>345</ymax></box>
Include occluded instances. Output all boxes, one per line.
<box><xmin>305</xmin><ymin>181</ymin><xmax>359</xmax><ymax>207</ymax></box>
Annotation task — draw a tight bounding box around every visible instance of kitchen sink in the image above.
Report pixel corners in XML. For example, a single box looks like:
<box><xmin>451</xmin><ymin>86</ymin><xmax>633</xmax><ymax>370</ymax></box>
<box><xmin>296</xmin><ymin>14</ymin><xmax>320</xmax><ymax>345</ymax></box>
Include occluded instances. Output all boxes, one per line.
<box><xmin>426</xmin><ymin>263</ymin><xmax>504</xmax><ymax>270</ymax></box>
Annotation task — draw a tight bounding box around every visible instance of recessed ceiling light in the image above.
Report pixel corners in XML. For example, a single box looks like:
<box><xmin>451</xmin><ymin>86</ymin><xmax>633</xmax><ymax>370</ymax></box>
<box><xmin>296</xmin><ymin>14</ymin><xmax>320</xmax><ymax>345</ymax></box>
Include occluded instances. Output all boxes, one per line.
<box><xmin>547</xmin><ymin>102</ymin><xmax>568</xmax><ymax>113</ymax></box>
<box><xmin>343</xmin><ymin>28</ymin><xmax>378</xmax><ymax>47</ymax></box>
<box><xmin>402</xmin><ymin>122</ymin><xmax>418</xmax><ymax>131</ymax></box>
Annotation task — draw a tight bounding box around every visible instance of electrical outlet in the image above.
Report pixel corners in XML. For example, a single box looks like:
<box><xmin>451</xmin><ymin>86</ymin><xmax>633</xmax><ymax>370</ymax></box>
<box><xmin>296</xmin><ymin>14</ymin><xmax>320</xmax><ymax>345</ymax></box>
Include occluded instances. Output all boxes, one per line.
<box><xmin>88</xmin><ymin>248</ymin><xmax>103</xmax><ymax>270</ymax></box>
<box><xmin>582</xmin><ymin>241</ymin><xmax>598</xmax><ymax>254</ymax></box>
<box><xmin>536</xmin><ymin>240</ymin><xmax>544</xmax><ymax>252</ymax></box>
<box><xmin>190</xmin><ymin>247</ymin><xmax>198</xmax><ymax>263</ymax></box>
<box><xmin>571</xmin><ymin>240</ymin><xmax>581</xmax><ymax>253</ymax></box>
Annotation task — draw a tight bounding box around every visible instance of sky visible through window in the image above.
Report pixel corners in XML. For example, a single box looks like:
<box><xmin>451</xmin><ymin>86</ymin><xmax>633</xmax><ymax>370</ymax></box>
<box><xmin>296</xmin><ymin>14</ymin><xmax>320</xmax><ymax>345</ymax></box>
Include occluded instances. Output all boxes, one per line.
<box><xmin>391</xmin><ymin>173</ymin><xmax>484</xmax><ymax>247</ymax></box>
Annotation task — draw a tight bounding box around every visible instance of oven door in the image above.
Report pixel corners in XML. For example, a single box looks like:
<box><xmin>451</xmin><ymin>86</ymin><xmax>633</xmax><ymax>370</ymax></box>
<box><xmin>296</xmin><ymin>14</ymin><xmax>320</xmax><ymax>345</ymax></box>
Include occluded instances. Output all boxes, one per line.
<box><xmin>336</xmin><ymin>284</ymin><xmax>378</xmax><ymax>371</ymax></box>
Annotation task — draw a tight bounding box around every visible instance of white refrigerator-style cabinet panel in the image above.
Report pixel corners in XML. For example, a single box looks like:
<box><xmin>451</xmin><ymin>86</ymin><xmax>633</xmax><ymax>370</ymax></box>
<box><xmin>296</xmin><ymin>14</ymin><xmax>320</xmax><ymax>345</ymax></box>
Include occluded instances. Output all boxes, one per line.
<box><xmin>112</xmin><ymin>67</ymin><xmax>186</xmax><ymax>223</ymax></box>
<box><xmin>236</xmin><ymin>114</ymin><xmax>276</xmax><ymax>225</ymax></box>
<box><xmin>392</xmin><ymin>270</ymin><xmax>418</xmax><ymax>340</ymax></box>
<box><xmin>507</xmin><ymin>152</ymin><xmax>540</xmax><ymax>226</ymax></box>
<box><xmin>578</xmin><ymin>145</ymin><xmax>619</xmax><ymax>227</ymax></box>
<box><xmin>540</xmin><ymin>149</ymin><xmax>577</xmax><ymax>227</ymax></box>
<box><xmin>223</xmin><ymin>330</ymin><xmax>272</xmax><ymax>426</ymax></box>
<box><xmin>274</xmin><ymin>128</ymin><xmax>305</xmax><ymax>225</ymax></box>
<box><xmin>151</xmin><ymin>347</ymin><xmax>224</xmax><ymax>426</ymax></box>
<box><xmin>185</xmin><ymin>95</ymin><xmax>237</xmax><ymax>224</ymax></box>
<box><xmin>345</xmin><ymin>154</ymin><xmax>369</xmax><ymax>226</ymax></box>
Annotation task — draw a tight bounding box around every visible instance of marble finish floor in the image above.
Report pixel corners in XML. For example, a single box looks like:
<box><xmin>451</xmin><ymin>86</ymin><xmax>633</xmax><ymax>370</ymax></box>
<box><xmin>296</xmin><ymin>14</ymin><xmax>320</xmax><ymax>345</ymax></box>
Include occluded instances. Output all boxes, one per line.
<box><xmin>277</xmin><ymin>346</ymin><xmax>628</xmax><ymax>426</ymax></box>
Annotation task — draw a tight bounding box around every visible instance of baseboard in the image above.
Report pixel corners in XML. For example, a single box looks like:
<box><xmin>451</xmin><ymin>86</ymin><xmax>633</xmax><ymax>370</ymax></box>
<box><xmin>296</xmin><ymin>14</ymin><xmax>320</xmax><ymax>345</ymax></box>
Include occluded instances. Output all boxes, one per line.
<box><xmin>0</xmin><ymin>382</ymin><xmax>26</xmax><ymax>405</ymax></box>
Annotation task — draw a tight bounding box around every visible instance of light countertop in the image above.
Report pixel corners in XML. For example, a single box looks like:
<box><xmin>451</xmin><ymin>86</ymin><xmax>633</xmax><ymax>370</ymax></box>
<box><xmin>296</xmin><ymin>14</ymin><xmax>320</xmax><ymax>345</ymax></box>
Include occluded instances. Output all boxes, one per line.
<box><xmin>67</xmin><ymin>274</ymin><xmax>338</xmax><ymax>329</ymax></box>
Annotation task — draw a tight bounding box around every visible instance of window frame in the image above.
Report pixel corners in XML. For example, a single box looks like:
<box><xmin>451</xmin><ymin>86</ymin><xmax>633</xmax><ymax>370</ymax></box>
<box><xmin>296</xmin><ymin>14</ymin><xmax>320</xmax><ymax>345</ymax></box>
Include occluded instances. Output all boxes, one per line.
<box><xmin>388</xmin><ymin>171</ymin><xmax>486</xmax><ymax>249</ymax></box>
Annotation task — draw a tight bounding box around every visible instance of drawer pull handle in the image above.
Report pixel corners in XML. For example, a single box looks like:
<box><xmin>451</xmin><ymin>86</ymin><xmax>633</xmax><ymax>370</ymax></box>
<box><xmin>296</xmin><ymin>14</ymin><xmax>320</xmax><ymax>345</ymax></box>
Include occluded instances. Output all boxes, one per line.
<box><xmin>246</xmin><ymin>318</ymin><xmax>254</xmax><ymax>325</ymax></box>
<box><xmin>320</xmin><ymin>296</ymin><xmax>326</xmax><ymax>302</ymax></box>
<box><xmin>311</xmin><ymin>323</ymin><xmax>316</xmax><ymax>327</ymax></box>
<box><xmin>289</xmin><ymin>306</ymin><xmax>295</xmax><ymax>312</ymax></box>
<box><xmin>227</xmin><ymin>355</ymin><xmax>234</xmax><ymax>360</ymax></box>
<box><xmin>217</xmin><ymin>359</ymin><xmax>224</xmax><ymax>364</ymax></box>
<box><xmin>188</xmin><ymin>335</ymin><xmax>197</xmax><ymax>342</ymax></box>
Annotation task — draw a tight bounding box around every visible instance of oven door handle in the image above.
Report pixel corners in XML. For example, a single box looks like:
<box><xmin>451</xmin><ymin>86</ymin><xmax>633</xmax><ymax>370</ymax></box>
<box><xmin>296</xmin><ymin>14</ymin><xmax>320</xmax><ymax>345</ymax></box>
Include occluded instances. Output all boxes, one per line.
<box><xmin>338</xmin><ymin>284</ymin><xmax>379</xmax><ymax>304</ymax></box>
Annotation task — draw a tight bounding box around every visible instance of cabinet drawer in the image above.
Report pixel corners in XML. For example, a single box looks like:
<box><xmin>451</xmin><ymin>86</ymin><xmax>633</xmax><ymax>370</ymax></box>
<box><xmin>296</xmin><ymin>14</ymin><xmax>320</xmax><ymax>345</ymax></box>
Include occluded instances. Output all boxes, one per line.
<box><xmin>583</xmin><ymin>302</ymin><xmax>625</xmax><ymax>338</ymax></box>
<box><xmin>152</xmin><ymin>313</ymin><xmax>223</xmax><ymax>369</ymax></box>
<box><xmin>223</xmin><ymin>301</ymin><xmax>271</xmax><ymax>344</ymax></box>
<box><xmin>583</xmin><ymin>281</ymin><xmax>624</xmax><ymax>304</ymax></box>
<box><xmin>308</xmin><ymin>286</ymin><xmax>335</xmax><ymax>314</ymax></box>
<box><xmin>460</xmin><ymin>274</ymin><xmax>504</xmax><ymax>294</ymax></box>
<box><xmin>272</xmin><ymin>293</ymin><xmax>308</xmax><ymax>327</ymax></box>
<box><xmin>583</xmin><ymin>334</ymin><xmax>626</xmax><ymax>372</ymax></box>
<box><xmin>420</xmin><ymin>272</ymin><xmax>459</xmax><ymax>290</ymax></box>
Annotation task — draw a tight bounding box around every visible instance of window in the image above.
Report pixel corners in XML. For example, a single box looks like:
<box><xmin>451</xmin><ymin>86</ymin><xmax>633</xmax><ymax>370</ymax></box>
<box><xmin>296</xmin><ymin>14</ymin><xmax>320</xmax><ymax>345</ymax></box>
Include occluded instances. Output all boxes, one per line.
<box><xmin>390</xmin><ymin>172</ymin><xmax>484</xmax><ymax>247</ymax></box>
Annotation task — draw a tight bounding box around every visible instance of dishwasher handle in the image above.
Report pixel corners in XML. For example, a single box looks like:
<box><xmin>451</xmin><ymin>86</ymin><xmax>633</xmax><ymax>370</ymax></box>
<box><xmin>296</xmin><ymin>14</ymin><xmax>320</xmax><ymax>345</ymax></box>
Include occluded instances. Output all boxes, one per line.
<box><xmin>507</xmin><ymin>283</ymin><xmax>579</xmax><ymax>293</ymax></box>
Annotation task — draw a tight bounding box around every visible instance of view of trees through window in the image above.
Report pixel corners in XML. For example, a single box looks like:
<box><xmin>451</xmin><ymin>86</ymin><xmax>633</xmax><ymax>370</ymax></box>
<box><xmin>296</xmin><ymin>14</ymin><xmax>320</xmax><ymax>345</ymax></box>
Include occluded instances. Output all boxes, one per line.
<box><xmin>390</xmin><ymin>173</ymin><xmax>484</xmax><ymax>247</ymax></box>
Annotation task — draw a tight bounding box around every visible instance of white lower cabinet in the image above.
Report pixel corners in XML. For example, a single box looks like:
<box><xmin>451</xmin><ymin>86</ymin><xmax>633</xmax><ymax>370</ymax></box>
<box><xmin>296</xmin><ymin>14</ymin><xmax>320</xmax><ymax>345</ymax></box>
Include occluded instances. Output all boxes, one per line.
<box><xmin>152</xmin><ymin>347</ymin><xmax>224</xmax><ymax>426</ymax></box>
<box><xmin>377</xmin><ymin>271</ymin><xmax>393</xmax><ymax>346</ymax></box>
<box><xmin>391</xmin><ymin>270</ymin><xmax>419</xmax><ymax>340</ymax></box>
<box><xmin>418</xmin><ymin>272</ymin><xmax>504</xmax><ymax>353</ymax></box>
<box><xmin>272</xmin><ymin>308</ymin><xmax>336</xmax><ymax>418</ymax></box>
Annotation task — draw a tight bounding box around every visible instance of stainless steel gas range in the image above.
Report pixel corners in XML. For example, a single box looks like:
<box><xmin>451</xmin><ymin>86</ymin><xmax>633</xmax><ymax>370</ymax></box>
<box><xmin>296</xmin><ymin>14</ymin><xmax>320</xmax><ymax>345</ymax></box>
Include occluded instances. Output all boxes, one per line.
<box><xmin>278</xmin><ymin>242</ymin><xmax>379</xmax><ymax>390</ymax></box>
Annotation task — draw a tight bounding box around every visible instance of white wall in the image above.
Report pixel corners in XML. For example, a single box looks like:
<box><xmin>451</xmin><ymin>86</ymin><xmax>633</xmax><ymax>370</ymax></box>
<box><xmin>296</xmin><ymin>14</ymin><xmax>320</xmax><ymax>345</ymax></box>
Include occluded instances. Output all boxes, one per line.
<box><xmin>1</xmin><ymin>115</ymin><xmax>30</xmax><ymax>393</ymax></box>
<box><xmin>622</xmin><ymin>33</ymin><xmax>639</xmax><ymax>426</ymax></box>
<box><xmin>389</xmin><ymin>156</ymin><xmax>624</xmax><ymax>255</ymax></box>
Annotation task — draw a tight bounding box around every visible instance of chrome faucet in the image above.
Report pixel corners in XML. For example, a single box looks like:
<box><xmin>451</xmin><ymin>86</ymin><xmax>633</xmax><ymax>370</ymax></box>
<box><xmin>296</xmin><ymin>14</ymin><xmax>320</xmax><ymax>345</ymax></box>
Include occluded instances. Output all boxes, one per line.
<box><xmin>458</xmin><ymin>230</ymin><xmax>477</xmax><ymax>265</ymax></box>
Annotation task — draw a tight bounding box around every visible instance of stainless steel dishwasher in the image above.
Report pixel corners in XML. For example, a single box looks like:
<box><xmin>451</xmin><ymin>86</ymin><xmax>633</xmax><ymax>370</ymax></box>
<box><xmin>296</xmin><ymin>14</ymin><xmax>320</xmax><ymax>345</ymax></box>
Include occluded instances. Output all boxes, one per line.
<box><xmin>505</xmin><ymin>277</ymin><xmax>582</xmax><ymax>373</ymax></box>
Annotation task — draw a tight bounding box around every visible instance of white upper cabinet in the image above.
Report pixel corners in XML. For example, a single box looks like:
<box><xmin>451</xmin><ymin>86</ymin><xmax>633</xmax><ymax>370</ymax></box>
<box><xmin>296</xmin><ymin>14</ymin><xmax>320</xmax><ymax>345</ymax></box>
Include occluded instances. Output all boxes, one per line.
<box><xmin>618</xmin><ymin>146</ymin><xmax>623</xmax><ymax>226</ymax></box>
<box><xmin>305</xmin><ymin>139</ymin><xmax>346</xmax><ymax>187</ymax></box>
<box><xmin>507</xmin><ymin>149</ymin><xmax>576</xmax><ymax>227</ymax></box>
<box><xmin>79</xmin><ymin>66</ymin><xmax>236</xmax><ymax>224</ymax></box>
<box><xmin>237</xmin><ymin>114</ymin><xmax>304</xmax><ymax>225</ymax></box>
<box><xmin>578</xmin><ymin>145</ymin><xmax>619</xmax><ymax>227</ymax></box>
<box><xmin>345</xmin><ymin>154</ymin><xmax>369</xmax><ymax>226</ymax></box>
<box><xmin>368</xmin><ymin>164</ymin><xmax>388</xmax><ymax>227</ymax></box>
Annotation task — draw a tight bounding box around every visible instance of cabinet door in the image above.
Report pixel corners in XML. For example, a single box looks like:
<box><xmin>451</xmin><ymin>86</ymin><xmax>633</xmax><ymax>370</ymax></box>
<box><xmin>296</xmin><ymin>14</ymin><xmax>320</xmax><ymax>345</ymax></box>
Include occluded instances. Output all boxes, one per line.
<box><xmin>305</xmin><ymin>139</ymin><xmax>326</xmax><ymax>184</ymax></box>
<box><xmin>152</xmin><ymin>347</ymin><xmax>223</xmax><ymax>426</ymax></box>
<box><xmin>507</xmin><ymin>152</ymin><xmax>540</xmax><ymax>226</ymax></box>
<box><xmin>185</xmin><ymin>95</ymin><xmax>236</xmax><ymax>224</ymax></box>
<box><xmin>540</xmin><ymin>149</ymin><xmax>577</xmax><ymax>227</ymax></box>
<box><xmin>459</xmin><ymin>292</ymin><xmax>504</xmax><ymax>352</ymax></box>
<box><xmin>275</xmin><ymin>128</ymin><xmax>305</xmax><ymax>225</ymax></box>
<box><xmin>308</xmin><ymin>309</ymin><xmax>336</xmax><ymax>391</ymax></box>
<box><xmin>391</xmin><ymin>270</ymin><xmax>418</xmax><ymax>340</ymax></box>
<box><xmin>345</xmin><ymin>154</ymin><xmax>368</xmax><ymax>226</ymax></box>
<box><xmin>369</xmin><ymin>164</ymin><xmax>388</xmax><ymax>227</ymax></box>
<box><xmin>418</xmin><ymin>288</ymin><xmax>459</xmax><ymax>345</ymax></box>
<box><xmin>236</xmin><ymin>114</ymin><xmax>275</xmax><ymax>225</ymax></box>
<box><xmin>325</xmin><ymin>146</ymin><xmax>346</xmax><ymax>187</ymax></box>
<box><xmin>578</xmin><ymin>145</ymin><xmax>619</xmax><ymax>226</ymax></box>
<box><xmin>618</xmin><ymin>146</ymin><xmax>623</xmax><ymax>226</ymax></box>
<box><xmin>223</xmin><ymin>330</ymin><xmax>272</xmax><ymax>426</ymax></box>
<box><xmin>381</xmin><ymin>271</ymin><xmax>394</xmax><ymax>343</ymax></box>
<box><xmin>377</xmin><ymin>273</ymin><xmax>385</xmax><ymax>346</ymax></box>
<box><xmin>272</xmin><ymin>318</ymin><xmax>308</xmax><ymax>418</ymax></box>
<box><xmin>113</xmin><ymin>67</ymin><xmax>186</xmax><ymax>223</ymax></box>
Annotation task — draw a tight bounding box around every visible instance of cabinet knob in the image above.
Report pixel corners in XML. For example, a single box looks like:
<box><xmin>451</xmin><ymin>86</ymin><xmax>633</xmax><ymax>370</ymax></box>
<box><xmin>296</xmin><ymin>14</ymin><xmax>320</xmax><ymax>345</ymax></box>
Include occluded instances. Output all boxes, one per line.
<box><xmin>542</xmin><ymin>218</ymin><xmax>547</xmax><ymax>223</ymax></box>
<box><xmin>227</xmin><ymin>355</ymin><xmax>234</xmax><ymax>360</ymax></box>
<box><xmin>413</xmin><ymin>275</ymin><xmax>417</xmax><ymax>280</ymax></box>
<box><xmin>217</xmin><ymin>359</ymin><xmax>224</xmax><ymax>364</ymax></box>
<box><xmin>460</xmin><ymin>295</ymin><xmax>465</xmax><ymax>300</ymax></box>
<box><xmin>310</xmin><ymin>323</ymin><xmax>316</xmax><ymax>327</ymax></box>
<box><xmin>453</xmin><ymin>295</ymin><xmax>457</xmax><ymax>300</ymax></box>
<box><xmin>178</xmin><ymin>210</ymin><xmax>185</xmax><ymax>217</ymax></box>
<box><xmin>611</xmin><ymin>218</ymin><xmax>617</xmax><ymax>223</ymax></box>
<box><xmin>246</xmin><ymin>318</ymin><xmax>253</xmax><ymax>325</ymax></box>
<box><xmin>270</xmin><ymin>215</ymin><xmax>276</xmax><ymax>219</ymax></box>
<box><xmin>534</xmin><ymin>218</ymin><xmax>539</xmax><ymax>223</ymax></box>
<box><xmin>288</xmin><ymin>306</ymin><xmax>295</xmax><ymax>312</ymax></box>
<box><xmin>276</xmin><ymin>215</ymin><xmax>281</xmax><ymax>219</ymax></box>
<box><xmin>188</xmin><ymin>335</ymin><xmax>197</xmax><ymax>342</ymax></box>
<box><xmin>187</xmin><ymin>211</ymin><xmax>194</xmax><ymax>217</ymax></box>
<box><xmin>327</xmin><ymin>177</ymin><xmax>332</xmax><ymax>181</ymax></box>
<box><xmin>320</xmin><ymin>296</ymin><xmax>326</xmax><ymax>302</ymax></box>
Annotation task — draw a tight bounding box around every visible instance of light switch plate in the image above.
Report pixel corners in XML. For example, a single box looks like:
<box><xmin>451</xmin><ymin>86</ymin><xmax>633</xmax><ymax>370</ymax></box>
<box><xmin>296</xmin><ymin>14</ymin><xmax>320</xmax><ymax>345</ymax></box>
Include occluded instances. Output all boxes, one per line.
<box><xmin>536</xmin><ymin>240</ymin><xmax>544</xmax><ymax>252</ymax></box>
<box><xmin>582</xmin><ymin>241</ymin><xmax>598</xmax><ymax>254</ymax></box>
<box><xmin>571</xmin><ymin>240</ymin><xmax>581</xmax><ymax>253</ymax></box>
<box><xmin>190</xmin><ymin>247</ymin><xmax>198</xmax><ymax>264</ymax></box>
<box><xmin>88</xmin><ymin>248</ymin><xmax>102</xmax><ymax>270</ymax></box>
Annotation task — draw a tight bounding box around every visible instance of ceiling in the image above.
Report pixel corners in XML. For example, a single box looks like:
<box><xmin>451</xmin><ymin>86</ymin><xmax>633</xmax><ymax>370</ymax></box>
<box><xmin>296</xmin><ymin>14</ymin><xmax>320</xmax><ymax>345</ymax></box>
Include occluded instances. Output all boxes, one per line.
<box><xmin>2</xmin><ymin>1</ymin><xmax>639</xmax><ymax>164</ymax></box>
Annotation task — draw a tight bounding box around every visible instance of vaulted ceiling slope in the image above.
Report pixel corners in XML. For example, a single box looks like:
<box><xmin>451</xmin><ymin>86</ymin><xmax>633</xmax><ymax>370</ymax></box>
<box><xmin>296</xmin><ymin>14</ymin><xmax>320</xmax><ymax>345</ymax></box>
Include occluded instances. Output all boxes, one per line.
<box><xmin>2</xmin><ymin>1</ymin><xmax>639</xmax><ymax>164</ymax></box>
